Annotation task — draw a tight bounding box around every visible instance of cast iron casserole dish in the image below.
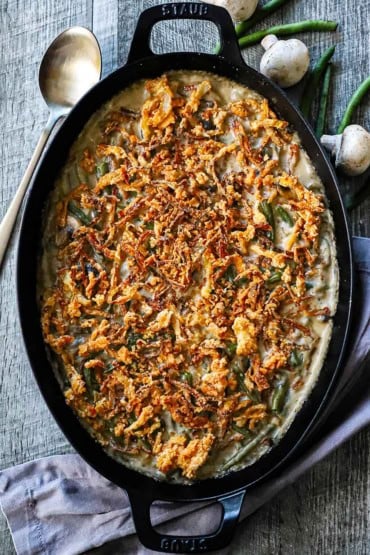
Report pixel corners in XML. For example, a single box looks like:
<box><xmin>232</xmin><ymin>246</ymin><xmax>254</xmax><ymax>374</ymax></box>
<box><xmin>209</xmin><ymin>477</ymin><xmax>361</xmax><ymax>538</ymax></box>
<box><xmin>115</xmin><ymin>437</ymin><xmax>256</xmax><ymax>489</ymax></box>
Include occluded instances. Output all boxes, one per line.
<box><xmin>17</xmin><ymin>4</ymin><xmax>353</xmax><ymax>552</ymax></box>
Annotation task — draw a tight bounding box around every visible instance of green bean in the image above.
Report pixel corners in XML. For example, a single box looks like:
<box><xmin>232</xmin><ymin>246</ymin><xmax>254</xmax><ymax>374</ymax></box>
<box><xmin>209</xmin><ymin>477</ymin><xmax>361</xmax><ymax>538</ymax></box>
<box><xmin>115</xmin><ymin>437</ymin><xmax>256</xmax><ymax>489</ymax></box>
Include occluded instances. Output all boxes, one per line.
<box><xmin>141</xmin><ymin>439</ymin><xmax>152</xmax><ymax>451</ymax></box>
<box><xmin>289</xmin><ymin>349</ymin><xmax>303</xmax><ymax>367</ymax></box>
<box><xmin>225</xmin><ymin>342</ymin><xmax>237</xmax><ymax>358</ymax></box>
<box><xmin>224</xmin><ymin>264</ymin><xmax>237</xmax><ymax>283</ymax></box>
<box><xmin>232</xmin><ymin>423</ymin><xmax>252</xmax><ymax>438</ymax></box>
<box><xmin>300</xmin><ymin>46</ymin><xmax>336</xmax><ymax>119</ymax></box>
<box><xmin>181</xmin><ymin>371</ymin><xmax>193</xmax><ymax>386</ymax></box>
<box><xmin>128</xmin><ymin>413</ymin><xmax>136</xmax><ymax>425</ymax></box>
<box><xmin>126</xmin><ymin>331</ymin><xmax>141</xmax><ymax>350</ymax></box>
<box><xmin>239</xmin><ymin>20</ymin><xmax>338</xmax><ymax>49</ymax></box>
<box><xmin>245</xmin><ymin>387</ymin><xmax>261</xmax><ymax>403</ymax></box>
<box><xmin>83</xmin><ymin>367</ymin><xmax>99</xmax><ymax>401</ymax></box>
<box><xmin>103</xmin><ymin>365</ymin><xmax>114</xmax><ymax>374</ymax></box>
<box><xmin>232</xmin><ymin>356</ymin><xmax>250</xmax><ymax>374</ymax></box>
<box><xmin>234</xmin><ymin>371</ymin><xmax>260</xmax><ymax>400</ymax></box>
<box><xmin>235</xmin><ymin>0</ymin><xmax>292</xmax><ymax>37</ymax></box>
<box><xmin>315</xmin><ymin>63</ymin><xmax>333</xmax><ymax>138</ymax></box>
<box><xmin>344</xmin><ymin>178</ymin><xmax>370</xmax><ymax>211</ymax></box>
<box><xmin>68</xmin><ymin>202</ymin><xmax>92</xmax><ymax>226</ymax></box>
<box><xmin>271</xmin><ymin>377</ymin><xmax>289</xmax><ymax>412</ymax></box>
<box><xmin>259</xmin><ymin>200</ymin><xmax>275</xmax><ymax>241</ymax></box>
<box><xmin>337</xmin><ymin>76</ymin><xmax>370</xmax><ymax>133</ymax></box>
<box><xmin>232</xmin><ymin>359</ymin><xmax>261</xmax><ymax>402</ymax></box>
<box><xmin>222</xmin><ymin>423</ymin><xmax>275</xmax><ymax>471</ymax></box>
<box><xmin>266</xmin><ymin>270</ymin><xmax>282</xmax><ymax>284</ymax></box>
<box><xmin>139</xmin><ymin>437</ymin><xmax>152</xmax><ymax>451</ymax></box>
<box><xmin>96</xmin><ymin>161</ymin><xmax>109</xmax><ymax>178</ymax></box>
<box><xmin>276</xmin><ymin>205</ymin><xmax>294</xmax><ymax>226</ymax></box>
<box><xmin>235</xmin><ymin>276</ymin><xmax>248</xmax><ymax>287</ymax></box>
<box><xmin>83</xmin><ymin>367</ymin><xmax>93</xmax><ymax>394</ymax></box>
<box><xmin>232</xmin><ymin>366</ymin><xmax>247</xmax><ymax>393</ymax></box>
<box><xmin>105</xmin><ymin>419</ymin><xmax>116</xmax><ymax>434</ymax></box>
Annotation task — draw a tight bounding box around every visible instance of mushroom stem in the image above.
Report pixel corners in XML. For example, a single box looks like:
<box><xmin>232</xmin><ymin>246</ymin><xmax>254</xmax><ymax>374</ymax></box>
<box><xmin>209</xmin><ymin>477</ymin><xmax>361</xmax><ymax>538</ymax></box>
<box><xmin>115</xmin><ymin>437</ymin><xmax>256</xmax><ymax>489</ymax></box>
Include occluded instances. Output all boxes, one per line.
<box><xmin>261</xmin><ymin>34</ymin><xmax>279</xmax><ymax>50</ymax></box>
<box><xmin>320</xmin><ymin>134</ymin><xmax>341</xmax><ymax>155</ymax></box>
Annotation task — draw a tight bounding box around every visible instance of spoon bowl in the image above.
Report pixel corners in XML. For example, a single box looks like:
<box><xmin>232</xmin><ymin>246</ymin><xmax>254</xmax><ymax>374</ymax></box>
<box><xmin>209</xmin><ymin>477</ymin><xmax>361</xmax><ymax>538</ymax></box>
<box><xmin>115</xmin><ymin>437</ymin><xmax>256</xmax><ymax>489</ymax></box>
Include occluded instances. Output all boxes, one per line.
<box><xmin>0</xmin><ymin>26</ymin><xmax>101</xmax><ymax>268</ymax></box>
<box><xmin>39</xmin><ymin>26</ymin><xmax>102</xmax><ymax>111</ymax></box>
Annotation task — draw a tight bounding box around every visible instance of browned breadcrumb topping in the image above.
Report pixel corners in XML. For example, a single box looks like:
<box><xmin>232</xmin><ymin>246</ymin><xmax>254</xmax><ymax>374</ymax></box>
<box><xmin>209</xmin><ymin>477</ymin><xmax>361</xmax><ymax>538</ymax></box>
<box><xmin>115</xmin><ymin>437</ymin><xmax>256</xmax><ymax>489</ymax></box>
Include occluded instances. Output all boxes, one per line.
<box><xmin>40</xmin><ymin>74</ymin><xmax>331</xmax><ymax>480</ymax></box>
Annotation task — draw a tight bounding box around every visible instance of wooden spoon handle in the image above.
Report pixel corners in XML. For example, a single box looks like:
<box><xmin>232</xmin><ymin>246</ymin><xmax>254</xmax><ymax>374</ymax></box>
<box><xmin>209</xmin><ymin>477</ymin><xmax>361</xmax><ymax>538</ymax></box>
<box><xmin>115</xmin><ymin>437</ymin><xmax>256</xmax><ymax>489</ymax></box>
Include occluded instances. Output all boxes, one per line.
<box><xmin>0</xmin><ymin>114</ymin><xmax>57</xmax><ymax>268</ymax></box>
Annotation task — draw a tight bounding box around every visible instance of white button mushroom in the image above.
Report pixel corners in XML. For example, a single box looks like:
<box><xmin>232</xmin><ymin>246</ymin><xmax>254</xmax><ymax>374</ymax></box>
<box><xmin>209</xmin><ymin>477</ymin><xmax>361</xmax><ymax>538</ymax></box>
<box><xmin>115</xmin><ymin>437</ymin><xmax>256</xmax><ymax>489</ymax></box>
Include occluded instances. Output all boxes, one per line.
<box><xmin>259</xmin><ymin>34</ymin><xmax>310</xmax><ymax>88</ymax></box>
<box><xmin>321</xmin><ymin>124</ymin><xmax>370</xmax><ymax>176</ymax></box>
<box><xmin>204</xmin><ymin>0</ymin><xmax>259</xmax><ymax>22</ymax></box>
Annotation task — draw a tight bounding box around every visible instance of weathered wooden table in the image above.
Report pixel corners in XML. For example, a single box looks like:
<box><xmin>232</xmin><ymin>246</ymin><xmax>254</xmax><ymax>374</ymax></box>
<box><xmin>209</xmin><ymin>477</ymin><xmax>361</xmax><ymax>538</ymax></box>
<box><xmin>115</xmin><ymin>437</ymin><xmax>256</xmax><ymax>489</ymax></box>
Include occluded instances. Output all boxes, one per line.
<box><xmin>1</xmin><ymin>1</ymin><xmax>369</xmax><ymax>553</ymax></box>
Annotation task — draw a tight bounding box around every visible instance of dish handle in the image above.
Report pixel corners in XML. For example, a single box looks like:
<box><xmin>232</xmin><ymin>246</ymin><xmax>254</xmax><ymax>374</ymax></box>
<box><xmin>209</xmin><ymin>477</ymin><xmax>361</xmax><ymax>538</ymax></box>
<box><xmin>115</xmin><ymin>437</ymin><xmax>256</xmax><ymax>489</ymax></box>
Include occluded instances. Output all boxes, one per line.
<box><xmin>127</xmin><ymin>488</ymin><xmax>245</xmax><ymax>553</ymax></box>
<box><xmin>127</xmin><ymin>2</ymin><xmax>244</xmax><ymax>66</ymax></box>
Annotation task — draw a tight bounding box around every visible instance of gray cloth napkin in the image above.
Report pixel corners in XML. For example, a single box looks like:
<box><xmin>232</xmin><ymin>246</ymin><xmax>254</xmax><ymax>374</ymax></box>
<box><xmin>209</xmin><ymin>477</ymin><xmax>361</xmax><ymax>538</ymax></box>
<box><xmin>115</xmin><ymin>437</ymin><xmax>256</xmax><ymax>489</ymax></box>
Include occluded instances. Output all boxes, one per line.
<box><xmin>1</xmin><ymin>236</ymin><xmax>369</xmax><ymax>555</ymax></box>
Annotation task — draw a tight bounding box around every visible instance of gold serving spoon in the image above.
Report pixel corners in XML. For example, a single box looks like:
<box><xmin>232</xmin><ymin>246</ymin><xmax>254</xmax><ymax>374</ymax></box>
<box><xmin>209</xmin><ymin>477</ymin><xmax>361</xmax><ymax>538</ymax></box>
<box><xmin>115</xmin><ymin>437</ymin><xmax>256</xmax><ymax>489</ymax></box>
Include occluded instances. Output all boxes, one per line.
<box><xmin>0</xmin><ymin>26</ymin><xmax>101</xmax><ymax>267</ymax></box>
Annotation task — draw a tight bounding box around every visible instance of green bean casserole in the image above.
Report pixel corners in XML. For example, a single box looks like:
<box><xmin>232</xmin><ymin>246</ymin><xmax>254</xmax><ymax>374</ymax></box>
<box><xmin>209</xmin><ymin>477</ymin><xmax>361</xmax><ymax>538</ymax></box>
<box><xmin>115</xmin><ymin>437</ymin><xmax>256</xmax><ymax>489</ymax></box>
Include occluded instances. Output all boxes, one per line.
<box><xmin>39</xmin><ymin>71</ymin><xmax>339</xmax><ymax>482</ymax></box>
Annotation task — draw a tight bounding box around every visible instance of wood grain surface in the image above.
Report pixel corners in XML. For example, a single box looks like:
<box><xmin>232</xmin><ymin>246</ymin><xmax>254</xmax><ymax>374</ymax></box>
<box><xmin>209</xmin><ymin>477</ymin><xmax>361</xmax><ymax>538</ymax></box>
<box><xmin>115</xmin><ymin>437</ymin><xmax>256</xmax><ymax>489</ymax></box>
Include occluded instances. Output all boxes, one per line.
<box><xmin>0</xmin><ymin>0</ymin><xmax>369</xmax><ymax>553</ymax></box>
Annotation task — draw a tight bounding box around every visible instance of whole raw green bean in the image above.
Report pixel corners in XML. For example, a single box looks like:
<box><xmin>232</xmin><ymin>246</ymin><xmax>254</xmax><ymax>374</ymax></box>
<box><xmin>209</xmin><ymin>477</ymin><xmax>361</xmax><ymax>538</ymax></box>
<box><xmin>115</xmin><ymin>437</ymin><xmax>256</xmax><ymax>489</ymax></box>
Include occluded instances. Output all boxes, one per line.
<box><xmin>337</xmin><ymin>76</ymin><xmax>370</xmax><ymax>133</ymax></box>
<box><xmin>239</xmin><ymin>20</ymin><xmax>338</xmax><ymax>49</ymax></box>
<box><xmin>315</xmin><ymin>63</ymin><xmax>333</xmax><ymax>138</ymax></box>
<box><xmin>300</xmin><ymin>45</ymin><xmax>336</xmax><ymax>119</ymax></box>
